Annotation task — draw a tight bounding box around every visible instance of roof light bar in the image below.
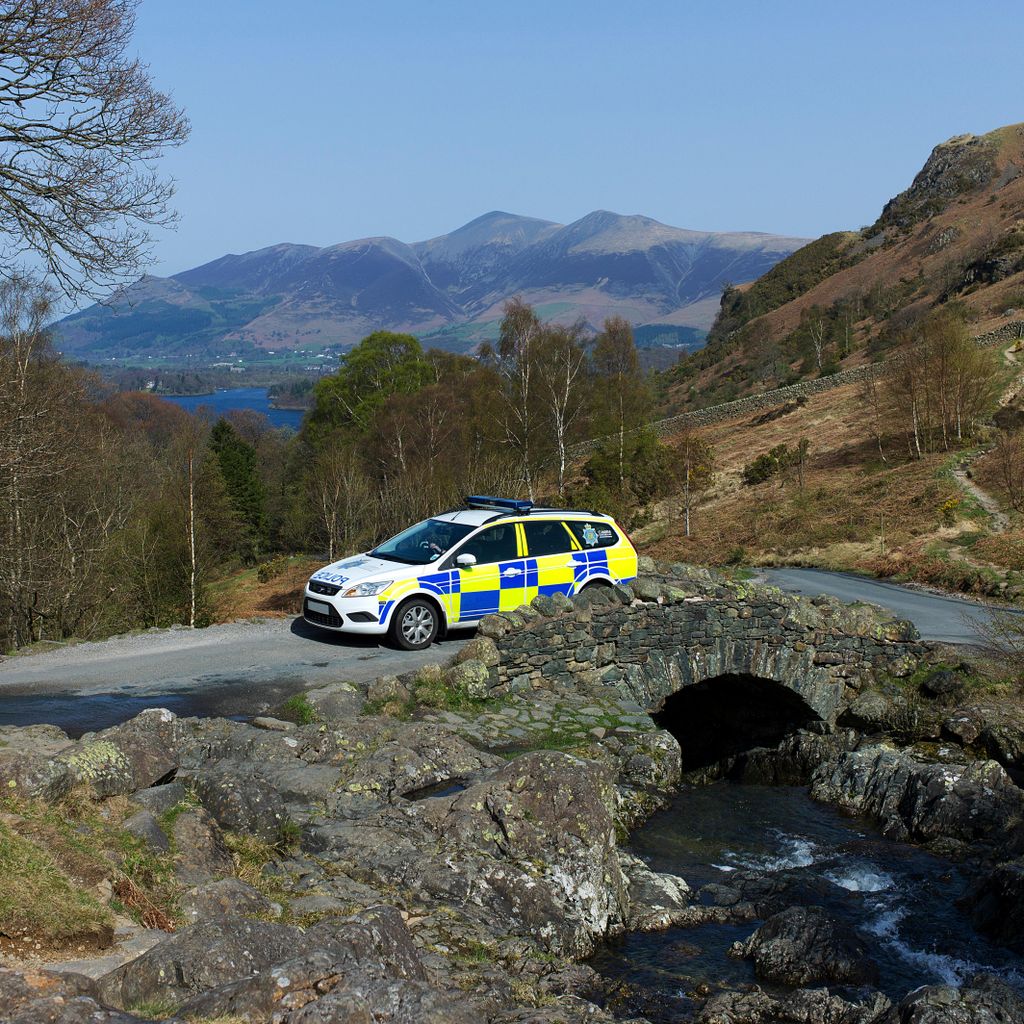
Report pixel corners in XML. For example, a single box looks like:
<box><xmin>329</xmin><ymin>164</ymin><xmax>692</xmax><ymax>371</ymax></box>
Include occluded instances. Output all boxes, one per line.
<box><xmin>465</xmin><ymin>495</ymin><xmax>534</xmax><ymax>512</ymax></box>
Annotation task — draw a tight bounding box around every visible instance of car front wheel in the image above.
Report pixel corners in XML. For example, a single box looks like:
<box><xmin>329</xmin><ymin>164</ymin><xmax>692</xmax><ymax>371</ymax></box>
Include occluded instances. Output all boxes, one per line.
<box><xmin>390</xmin><ymin>598</ymin><xmax>439</xmax><ymax>651</ymax></box>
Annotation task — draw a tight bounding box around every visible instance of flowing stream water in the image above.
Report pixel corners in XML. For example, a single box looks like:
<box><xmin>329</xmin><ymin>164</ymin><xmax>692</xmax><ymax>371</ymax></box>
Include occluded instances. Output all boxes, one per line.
<box><xmin>590</xmin><ymin>783</ymin><xmax>1024</xmax><ymax>1020</ymax></box>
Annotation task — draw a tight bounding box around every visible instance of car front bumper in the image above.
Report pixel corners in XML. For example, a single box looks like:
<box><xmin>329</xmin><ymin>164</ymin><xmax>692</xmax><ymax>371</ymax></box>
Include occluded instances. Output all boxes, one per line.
<box><xmin>302</xmin><ymin>591</ymin><xmax>388</xmax><ymax>635</ymax></box>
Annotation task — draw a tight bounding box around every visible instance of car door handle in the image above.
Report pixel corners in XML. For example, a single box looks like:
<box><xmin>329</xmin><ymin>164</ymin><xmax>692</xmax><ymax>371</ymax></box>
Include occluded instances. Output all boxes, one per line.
<box><xmin>501</xmin><ymin>567</ymin><xmax>523</xmax><ymax>577</ymax></box>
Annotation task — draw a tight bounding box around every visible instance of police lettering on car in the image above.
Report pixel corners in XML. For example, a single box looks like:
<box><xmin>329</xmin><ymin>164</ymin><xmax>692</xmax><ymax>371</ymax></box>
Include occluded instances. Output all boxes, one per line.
<box><xmin>303</xmin><ymin>496</ymin><xmax>639</xmax><ymax>650</ymax></box>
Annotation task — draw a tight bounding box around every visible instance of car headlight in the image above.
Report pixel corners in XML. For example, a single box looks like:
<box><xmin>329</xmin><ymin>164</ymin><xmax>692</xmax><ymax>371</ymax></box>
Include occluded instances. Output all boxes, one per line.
<box><xmin>340</xmin><ymin>580</ymin><xmax>393</xmax><ymax>598</ymax></box>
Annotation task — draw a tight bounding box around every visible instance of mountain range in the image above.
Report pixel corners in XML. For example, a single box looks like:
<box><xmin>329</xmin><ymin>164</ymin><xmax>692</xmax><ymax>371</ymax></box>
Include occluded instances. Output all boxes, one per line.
<box><xmin>55</xmin><ymin>211</ymin><xmax>807</xmax><ymax>360</ymax></box>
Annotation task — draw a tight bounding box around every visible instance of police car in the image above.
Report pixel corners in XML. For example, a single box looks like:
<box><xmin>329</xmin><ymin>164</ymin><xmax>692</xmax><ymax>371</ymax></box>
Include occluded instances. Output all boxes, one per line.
<box><xmin>303</xmin><ymin>496</ymin><xmax>638</xmax><ymax>650</ymax></box>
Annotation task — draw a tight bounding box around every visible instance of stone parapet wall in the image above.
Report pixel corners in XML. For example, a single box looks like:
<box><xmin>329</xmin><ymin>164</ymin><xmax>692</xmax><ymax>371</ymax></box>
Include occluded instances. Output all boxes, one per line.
<box><xmin>459</xmin><ymin>564</ymin><xmax>929</xmax><ymax>726</ymax></box>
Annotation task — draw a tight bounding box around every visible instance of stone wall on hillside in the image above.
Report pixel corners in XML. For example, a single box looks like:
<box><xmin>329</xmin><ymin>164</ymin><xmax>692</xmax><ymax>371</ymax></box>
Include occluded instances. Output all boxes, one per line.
<box><xmin>466</xmin><ymin>566</ymin><xmax>928</xmax><ymax>727</ymax></box>
<box><xmin>574</xmin><ymin>320</ymin><xmax>1024</xmax><ymax>454</ymax></box>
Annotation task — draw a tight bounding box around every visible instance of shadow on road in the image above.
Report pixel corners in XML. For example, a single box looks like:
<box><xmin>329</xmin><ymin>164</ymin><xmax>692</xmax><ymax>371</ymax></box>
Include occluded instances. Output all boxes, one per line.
<box><xmin>288</xmin><ymin>616</ymin><xmax>384</xmax><ymax>648</ymax></box>
<box><xmin>289</xmin><ymin>616</ymin><xmax>476</xmax><ymax>650</ymax></box>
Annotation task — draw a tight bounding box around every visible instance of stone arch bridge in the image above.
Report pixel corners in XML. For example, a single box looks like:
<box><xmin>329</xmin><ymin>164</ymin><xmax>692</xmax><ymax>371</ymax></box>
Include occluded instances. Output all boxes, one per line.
<box><xmin>455</xmin><ymin>562</ymin><xmax>929</xmax><ymax>763</ymax></box>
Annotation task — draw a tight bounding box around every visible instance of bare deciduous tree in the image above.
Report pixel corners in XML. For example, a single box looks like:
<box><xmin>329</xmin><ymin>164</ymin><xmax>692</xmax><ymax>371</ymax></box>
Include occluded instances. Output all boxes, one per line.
<box><xmin>0</xmin><ymin>0</ymin><xmax>190</xmax><ymax>297</ymax></box>
<box><xmin>675</xmin><ymin>426</ymin><xmax>714</xmax><ymax>537</ymax></box>
<box><xmin>593</xmin><ymin>316</ymin><xmax>644</xmax><ymax>489</ymax></box>
<box><xmin>493</xmin><ymin>297</ymin><xmax>541</xmax><ymax>500</ymax></box>
<box><xmin>310</xmin><ymin>444</ymin><xmax>375</xmax><ymax>561</ymax></box>
<box><xmin>884</xmin><ymin>313</ymin><xmax>998</xmax><ymax>458</ymax></box>
<box><xmin>858</xmin><ymin>371</ymin><xmax>889</xmax><ymax>463</ymax></box>
<box><xmin>0</xmin><ymin>272</ymin><xmax>137</xmax><ymax>647</ymax></box>
<box><xmin>536</xmin><ymin>321</ymin><xmax>587</xmax><ymax>497</ymax></box>
<box><xmin>991</xmin><ymin>429</ymin><xmax>1024</xmax><ymax>512</ymax></box>
<box><xmin>975</xmin><ymin>608</ymin><xmax>1024</xmax><ymax>690</ymax></box>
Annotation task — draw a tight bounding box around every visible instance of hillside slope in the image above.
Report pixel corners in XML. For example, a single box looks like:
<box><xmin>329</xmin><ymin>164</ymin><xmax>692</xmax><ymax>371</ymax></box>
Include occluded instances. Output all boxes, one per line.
<box><xmin>640</xmin><ymin>334</ymin><xmax>1024</xmax><ymax>602</ymax></box>
<box><xmin>667</xmin><ymin>122</ymin><xmax>1024</xmax><ymax>411</ymax></box>
<box><xmin>55</xmin><ymin>211</ymin><xmax>806</xmax><ymax>360</ymax></box>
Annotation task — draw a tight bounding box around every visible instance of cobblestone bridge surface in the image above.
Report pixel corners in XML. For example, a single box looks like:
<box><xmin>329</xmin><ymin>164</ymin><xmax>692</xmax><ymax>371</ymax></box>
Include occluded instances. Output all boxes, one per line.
<box><xmin>447</xmin><ymin>561</ymin><xmax>929</xmax><ymax>728</ymax></box>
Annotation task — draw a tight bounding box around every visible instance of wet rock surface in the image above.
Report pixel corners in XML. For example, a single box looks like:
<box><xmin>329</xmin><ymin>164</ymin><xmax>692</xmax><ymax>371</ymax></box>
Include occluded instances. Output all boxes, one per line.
<box><xmin>736</xmin><ymin>906</ymin><xmax>878</xmax><ymax>986</ymax></box>
<box><xmin>877</xmin><ymin>974</ymin><xmax>1024</xmax><ymax>1024</ymax></box>
<box><xmin>809</xmin><ymin>746</ymin><xmax>1024</xmax><ymax>856</ymax></box>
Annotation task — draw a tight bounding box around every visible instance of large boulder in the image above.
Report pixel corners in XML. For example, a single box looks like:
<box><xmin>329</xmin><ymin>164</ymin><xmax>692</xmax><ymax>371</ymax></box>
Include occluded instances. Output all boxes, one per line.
<box><xmin>179</xmin><ymin>877</ymin><xmax>281</xmax><ymax>924</ymax></box>
<box><xmin>92</xmin><ymin>708</ymin><xmax>192</xmax><ymax>789</ymax></box>
<box><xmin>170</xmin><ymin>806</ymin><xmax>235</xmax><ymax>885</ymax></box>
<box><xmin>960</xmin><ymin>858</ymin><xmax>1024</xmax><ymax>952</ymax></box>
<box><xmin>698</xmin><ymin>987</ymin><xmax>890</xmax><ymax>1024</ymax></box>
<box><xmin>839</xmin><ymin>691</ymin><xmax>938</xmax><ymax>741</ymax></box>
<box><xmin>176</xmin><ymin>906</ymin><xmax>477</xmax><ymax>1024</ymax></box>
<box><xmin>0</xmin><ymin>967</ymin><xmax>149</xmax><ymax>1024</ymax></box>
<box><xmin>49</xmin><ymin>709</ymin><xmax>193</xmax><ymax>799</ymax></box>
<box><xmin>190</xmin><ymin>758</ymin><xmax>291</xmax><ymax>842</ymax></box>
<box><xmin>96</xmin><ymin>916</ymin><xmax>307</xmax><ymax>1008</ymax></box>
<box><xmin>413</xmin><ymin>750</ymin><xmax>628</xmax><ymax>956</ymax></box>
<box><xmin>736</xmin><ymin>906</ymin><xmax>878</xmax><ymax>986</ymax></box>
<box><xmin>305</xmin><ymin>749</ymin><xmax>630</xmax><ymax>958</ymax></box>
<box><xmin>0</xmin><ymin>750</ymin><xmax>73</xmax><ymax>802</ymax></box>
<box><xmin>331</xmin><ymin>722</ymin><xmax>503</xmax><ymax>803</ymax></box>
<box><xmin>878</xmin><ymin>973</ymin><xmax>1024</xmax><ymax>1023</ymax></box>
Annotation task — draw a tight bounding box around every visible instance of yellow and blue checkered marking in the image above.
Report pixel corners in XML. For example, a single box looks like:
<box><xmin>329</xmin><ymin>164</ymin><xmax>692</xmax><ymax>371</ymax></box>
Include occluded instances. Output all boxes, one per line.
<box><xmin>376</xmin><ymin>519</ymin><xmax>638</xmax><ymax>627</ymax></box>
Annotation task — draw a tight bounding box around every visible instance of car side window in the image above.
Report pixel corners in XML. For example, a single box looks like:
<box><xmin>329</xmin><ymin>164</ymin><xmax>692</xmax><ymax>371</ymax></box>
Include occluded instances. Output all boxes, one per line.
<box><xmin>457</xmin><ymin>524</ymin><xmax>519</xmax><ymax>565</ymax></box>
<box><xmin>566</xmin><ymin>520</ymin><xmax>620</xmax><ymax>550</ymax></box>
<box><xmin>523</xmin><ymin>520</ymin><xmax>573</xmax><ymax>557</ymax></box>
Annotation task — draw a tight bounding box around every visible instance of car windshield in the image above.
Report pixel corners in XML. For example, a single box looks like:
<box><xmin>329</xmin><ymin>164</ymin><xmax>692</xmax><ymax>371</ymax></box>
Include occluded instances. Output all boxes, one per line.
<box><xmin>371</xmin><ymin>518</ymin><xmax>476</xmax><ymax>565</ymax></box>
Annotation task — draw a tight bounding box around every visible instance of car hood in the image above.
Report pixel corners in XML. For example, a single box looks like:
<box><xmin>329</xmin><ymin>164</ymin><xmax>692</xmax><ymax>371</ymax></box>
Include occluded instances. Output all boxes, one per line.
<box><xmin>309</xmin><ymin>554</ymin><xmax>412</xmax><ymax>588</ymax></box>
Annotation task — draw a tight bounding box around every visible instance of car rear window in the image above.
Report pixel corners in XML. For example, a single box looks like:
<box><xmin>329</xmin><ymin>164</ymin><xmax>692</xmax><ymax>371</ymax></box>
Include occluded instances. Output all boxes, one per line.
<box><xmin>523</xmin><ymin>520</ymin><xmax>573</xmax><ymax>557</ymax></box>
<box><xmin>566</xmin><ymin>520</ymin><xmax>620</xmax><ymax>550</ymax></box>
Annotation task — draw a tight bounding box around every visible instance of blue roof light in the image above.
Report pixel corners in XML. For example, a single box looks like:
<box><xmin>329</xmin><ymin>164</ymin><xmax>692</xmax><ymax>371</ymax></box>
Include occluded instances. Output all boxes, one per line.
<box><xmin>465</xmin><ymin>495</ymin><xmax>534</xmax><ymax>512</ymax></box>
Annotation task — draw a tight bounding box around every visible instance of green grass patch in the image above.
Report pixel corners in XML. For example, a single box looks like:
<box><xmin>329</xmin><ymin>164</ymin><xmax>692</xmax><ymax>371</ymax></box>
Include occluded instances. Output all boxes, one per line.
<box><xmin>222</xmin><ymin>831</ymin><xmax>295</xmax><ymax>915</ymax></box>
<box><xmin>157</xmin><ymin>795</ymin><xmax>200</xmax><ymax>836</ymax></box>
<box><xmin>1</xmin><ymin>792</ymin><xmax>183</xmax><ymax>936</ymax></box>
<box><xmin>125</xmin><ymin>997</ymin><xmax>181</xmax><ymax>1020</ymax></box>
<box><xmin>411</xmin><ymin>668</ymin><xmax>488</xmax><ymax>714</ymax></box>
<box><xmin>0</xmin><ymin>821</ymin><xmax>114</xmax><ymax>946</ymax></box>
<box><xmin>453</xmin><ymin>937</ymin><xmax>497</xmax><ymax>964</ymax></box>
<box><xmin>279</xmin><ymin>693</ymin><xmax>320</xmax><ymax>726</ymax></box>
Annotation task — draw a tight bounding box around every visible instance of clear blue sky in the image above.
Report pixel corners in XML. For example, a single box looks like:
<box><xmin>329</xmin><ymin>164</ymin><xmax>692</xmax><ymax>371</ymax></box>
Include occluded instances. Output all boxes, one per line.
<box><xmin>134</xmin><ymin>0</ymin><xmax>1024</xmax><ymax>277</ymax></box>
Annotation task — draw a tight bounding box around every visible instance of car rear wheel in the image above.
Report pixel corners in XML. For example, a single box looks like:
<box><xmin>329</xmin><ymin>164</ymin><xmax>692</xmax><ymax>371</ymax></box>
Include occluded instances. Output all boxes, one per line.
<box><xmin>390</xmin><ymin>598</ymin><xmax>439</xmax><ymax>651</ymax></box>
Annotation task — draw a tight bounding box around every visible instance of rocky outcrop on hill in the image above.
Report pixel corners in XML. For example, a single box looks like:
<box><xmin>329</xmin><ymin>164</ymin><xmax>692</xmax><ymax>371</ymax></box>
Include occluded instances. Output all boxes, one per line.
<box><xmin>874</xmin><ymin>133</ymin><xmax>1000</xmax><ymax>232</ymax></box>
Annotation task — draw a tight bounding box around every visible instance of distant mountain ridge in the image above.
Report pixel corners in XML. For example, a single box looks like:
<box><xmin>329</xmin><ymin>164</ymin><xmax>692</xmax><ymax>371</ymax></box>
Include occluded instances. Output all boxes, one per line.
<box><xmin>55</xmin><ymin>211</ymin><xmax>808</xmax><ymax>359</ymax></box>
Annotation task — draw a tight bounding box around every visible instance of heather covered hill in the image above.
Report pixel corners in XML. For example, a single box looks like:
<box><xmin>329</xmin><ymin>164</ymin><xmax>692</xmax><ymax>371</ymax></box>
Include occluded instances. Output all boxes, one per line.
<box><xmin>54</xmin><ymin>211</ymin><xmax>806</xmax><ymax>359</ymax></box>
<box><xmin>667</xmin><ymin>122</ymin><xmax>1024</xmax><ymax>411</ymax></box>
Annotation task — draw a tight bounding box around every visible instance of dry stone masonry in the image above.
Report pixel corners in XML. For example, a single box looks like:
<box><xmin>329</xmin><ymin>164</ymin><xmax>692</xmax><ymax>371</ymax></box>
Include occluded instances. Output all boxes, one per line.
<box><xmin>456</xmin><ymin>561</ymin><xmax>927</xmax><ymax>728</ymax></box>
<box><xmin>573</xmin><ymin>319</ymin><xmax>1024</xmax><ymax>452</ymax></box>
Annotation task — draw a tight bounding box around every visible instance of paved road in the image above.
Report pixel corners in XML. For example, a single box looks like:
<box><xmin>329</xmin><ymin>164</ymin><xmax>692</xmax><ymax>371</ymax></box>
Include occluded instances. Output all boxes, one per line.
<box><xmin>759</xmin><ymin>567</ymin><xmax>1018</xmax><ymax>645</ymax></box>
<box><xmin>0</xmin><ymin>618</ymin><xmax>468</xmax><ymax>733</ymax></box>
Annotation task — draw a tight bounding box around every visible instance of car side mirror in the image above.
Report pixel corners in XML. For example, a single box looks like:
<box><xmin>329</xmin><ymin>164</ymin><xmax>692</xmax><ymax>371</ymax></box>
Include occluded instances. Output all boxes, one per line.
<box><xmin>456</xmin><ymin>553</ymin><xmax>477</xmax><ymax>568</ymax></box>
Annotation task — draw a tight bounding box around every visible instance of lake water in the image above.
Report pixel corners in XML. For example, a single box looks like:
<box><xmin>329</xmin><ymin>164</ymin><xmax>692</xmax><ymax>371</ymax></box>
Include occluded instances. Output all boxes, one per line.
<box><xmin>164</xmin><ymin>387</ymin><xmax>304</xmax><ymax>431</ymax></box>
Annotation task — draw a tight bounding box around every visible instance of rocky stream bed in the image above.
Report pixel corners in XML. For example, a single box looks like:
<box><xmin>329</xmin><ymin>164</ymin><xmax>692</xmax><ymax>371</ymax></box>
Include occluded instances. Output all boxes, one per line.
<box><xmin>1</xmin><ymin>563</ymin><xmax>1023</xmax><ymax>1023</ymax></box>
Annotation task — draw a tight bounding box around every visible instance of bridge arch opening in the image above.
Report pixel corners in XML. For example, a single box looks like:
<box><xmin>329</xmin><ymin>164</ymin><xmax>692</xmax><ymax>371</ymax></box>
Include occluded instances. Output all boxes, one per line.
<box><xmin>652</xmin><ymin>673</ymin><xmax>819</xmax><ymax>772</ymax></box>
